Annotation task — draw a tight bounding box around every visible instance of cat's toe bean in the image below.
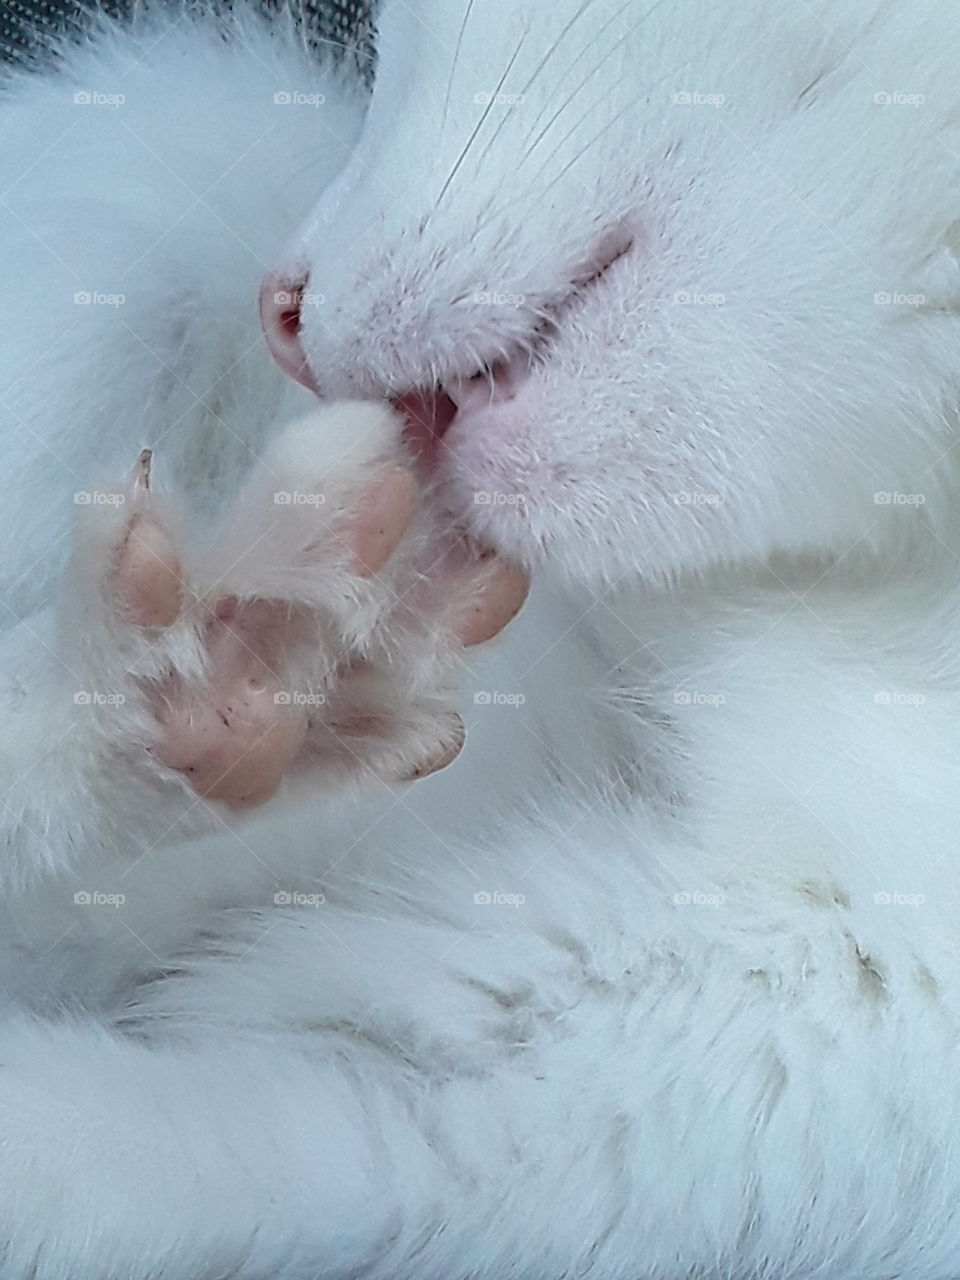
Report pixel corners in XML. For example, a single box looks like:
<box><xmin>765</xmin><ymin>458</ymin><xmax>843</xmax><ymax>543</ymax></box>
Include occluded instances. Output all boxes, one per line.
<box><xmin>114</xmin><ymin>515</ymin><xmax>183</xmax><ymax>629</ymax></box>
<box><xmin>154</xmin><ymin>672</ymin><xmax>308</xmax><ymax>808</ymax></box>
<box><xmin>346</xmin><ymin>465</ymin><xmax>418</xmax><ymax>578</ymax></box>
<box><xmin>401</xmin><ymin>712</ymin><xmax>466</xmax><ymax>780</ymax></box>
<box><xmin>452</xmin><ymin>556</ymin><xmax>530</xmax><ymax>647</ymax></box>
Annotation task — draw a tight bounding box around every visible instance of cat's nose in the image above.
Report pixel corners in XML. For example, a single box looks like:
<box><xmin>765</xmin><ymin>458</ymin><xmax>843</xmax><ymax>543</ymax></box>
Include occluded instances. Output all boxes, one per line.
<box><xmin>259</xmin><ymin>270</ymin><xmax>318</xmax><ymax>392</ymax></box>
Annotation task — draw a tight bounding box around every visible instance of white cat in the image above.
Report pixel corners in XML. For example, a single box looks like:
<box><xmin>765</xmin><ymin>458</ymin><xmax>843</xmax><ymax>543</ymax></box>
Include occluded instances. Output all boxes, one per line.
<box><xmin>1</xmin><ymin>0</ymin><xmax>959</xmax><ymax>1276</ymax></box>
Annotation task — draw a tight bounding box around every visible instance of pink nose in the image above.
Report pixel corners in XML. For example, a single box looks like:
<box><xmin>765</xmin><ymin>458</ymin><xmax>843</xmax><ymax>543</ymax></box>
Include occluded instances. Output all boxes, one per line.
<box><xmin>259</xmin><ymin>270</ymin><xmax>318</xmax><ymax>392</ymax></box>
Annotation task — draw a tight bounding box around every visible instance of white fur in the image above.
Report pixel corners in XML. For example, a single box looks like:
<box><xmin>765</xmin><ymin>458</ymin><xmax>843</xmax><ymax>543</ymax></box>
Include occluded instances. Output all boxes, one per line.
<box><xmin>1</xmin><ymin>1</ymin><xmax>960</xmax><ymax>1277</ymax></box>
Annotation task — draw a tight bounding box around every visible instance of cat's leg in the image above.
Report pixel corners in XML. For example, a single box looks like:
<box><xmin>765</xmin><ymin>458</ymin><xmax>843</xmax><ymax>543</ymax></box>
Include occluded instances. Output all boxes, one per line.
<box><xmin>0</xmin><ymin>867</ymin><xmax>951</xmax><ymax>1280</ymax></box>
<box><xmin>0</xmin><ymin>7</ymin><xmax>371</xmax><ymax>884</ymax></box>
<box><xmin>0</xmin><ymin>1012</ymin><xmax>440</xmax><ymax>1278</ymax></box>
<box><xmin>0</xmin><ymin>908</ymin><xmax>595</xmax><ymax>1280</ymax></box>
<box><xmin>0</xmin><ymin>470</ymin><xmax>248</xmax><ymax>884</ymax></box>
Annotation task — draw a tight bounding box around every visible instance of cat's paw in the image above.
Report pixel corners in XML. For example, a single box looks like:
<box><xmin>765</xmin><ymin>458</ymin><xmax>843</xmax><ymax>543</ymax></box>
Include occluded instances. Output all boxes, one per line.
<box><xmin>64</xmin><ymin>404</ymin><xmax>528</xmax><ymax>811</ymax></box>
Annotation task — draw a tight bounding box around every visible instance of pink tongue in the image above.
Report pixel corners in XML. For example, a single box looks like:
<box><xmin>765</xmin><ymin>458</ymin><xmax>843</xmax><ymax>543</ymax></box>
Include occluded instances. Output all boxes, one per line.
<box><xmin>393</xmin><ymin>390</ymin><xmax>459</xmax><ymax>457</ymax></box>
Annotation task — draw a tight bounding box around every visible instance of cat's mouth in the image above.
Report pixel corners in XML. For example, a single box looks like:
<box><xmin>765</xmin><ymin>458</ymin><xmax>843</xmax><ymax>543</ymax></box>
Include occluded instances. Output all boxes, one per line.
<box><xmin>391</xmin><ymin>227</ymin><xmax>633</xmax><ymax>462</ymax></box>
<box><xmin>392</xmin><ymin>357</ymin><xmax>525</xmax><ymax>459</ymax></box>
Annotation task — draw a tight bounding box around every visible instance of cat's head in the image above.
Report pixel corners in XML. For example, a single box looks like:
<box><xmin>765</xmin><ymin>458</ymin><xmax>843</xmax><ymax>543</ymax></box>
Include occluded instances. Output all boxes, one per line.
<box><xmin>263</xmin><ymin>0</ymin><xmax>960</xmax><ymax>585</ymax></box>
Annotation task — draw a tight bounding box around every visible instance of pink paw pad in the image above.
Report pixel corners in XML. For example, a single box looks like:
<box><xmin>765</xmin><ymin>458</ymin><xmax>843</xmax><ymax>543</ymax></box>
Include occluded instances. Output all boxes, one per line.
<box><xmin>152</xmin><ymin>602</ymin><xmax>310</xmax><ymax>808</ymax></box>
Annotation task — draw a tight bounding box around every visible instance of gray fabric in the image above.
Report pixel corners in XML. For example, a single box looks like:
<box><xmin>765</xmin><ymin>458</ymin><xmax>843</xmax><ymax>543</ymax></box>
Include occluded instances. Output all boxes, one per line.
<box><xmin>0</xmin><ymin>0</ymin><xmax>377</xmax><ymax>78</ymax></box>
